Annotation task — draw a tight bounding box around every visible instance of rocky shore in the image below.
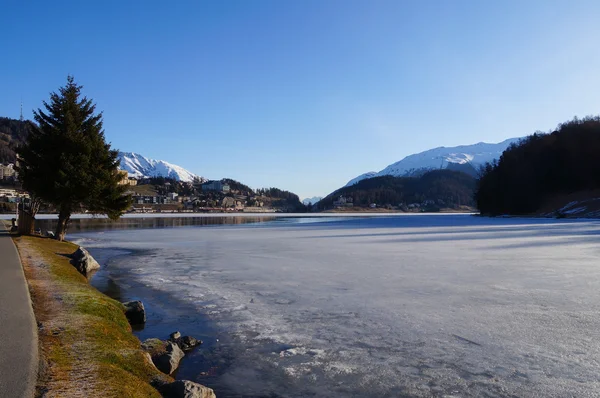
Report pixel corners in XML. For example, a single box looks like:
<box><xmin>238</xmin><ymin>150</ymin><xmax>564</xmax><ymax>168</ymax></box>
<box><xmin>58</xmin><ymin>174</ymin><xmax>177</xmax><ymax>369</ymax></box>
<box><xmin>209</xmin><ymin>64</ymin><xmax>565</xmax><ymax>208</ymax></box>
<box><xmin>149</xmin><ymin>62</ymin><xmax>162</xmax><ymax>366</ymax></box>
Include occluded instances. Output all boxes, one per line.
<box><xmin>13</xmin><ymin>233</ymin><xmax>218</xmax><ymax>398</ymax></box>
<box><xmin>70</xmin><ymin>246</ymin><xmax>217</xmax><ymax>398</ymax></box>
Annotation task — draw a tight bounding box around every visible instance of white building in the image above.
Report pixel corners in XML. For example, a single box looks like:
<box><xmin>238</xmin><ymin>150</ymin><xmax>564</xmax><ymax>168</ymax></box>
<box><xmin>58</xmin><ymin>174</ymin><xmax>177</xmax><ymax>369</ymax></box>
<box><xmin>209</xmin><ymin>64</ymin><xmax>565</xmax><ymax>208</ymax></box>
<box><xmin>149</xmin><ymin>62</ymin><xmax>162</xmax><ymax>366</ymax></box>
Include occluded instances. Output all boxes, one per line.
<box><xmin>333</xmin><ymin>195</ymin><xmax>353</xmax><ymax>208</ymax></box>
<box><xmin>0</xmin><ymin>164</ymin><xmax>16</xmax><ymax>180</ymax></box>
<box><xmin>201</xmin><ymin>180</ymin><xmax>230</xmax><ymax>193</ymax></box>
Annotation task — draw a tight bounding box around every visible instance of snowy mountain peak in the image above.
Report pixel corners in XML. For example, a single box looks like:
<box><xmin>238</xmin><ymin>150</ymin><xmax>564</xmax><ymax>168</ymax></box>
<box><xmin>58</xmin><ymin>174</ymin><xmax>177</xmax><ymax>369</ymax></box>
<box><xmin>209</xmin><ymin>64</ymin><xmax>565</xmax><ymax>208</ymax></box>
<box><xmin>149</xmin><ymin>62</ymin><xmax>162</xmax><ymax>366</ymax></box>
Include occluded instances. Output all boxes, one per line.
<box><xmin>117</xmin><ymin>152</ymin><xmax>201</xmax><ymax>182</ymax></box>
<box><xmin>302</xmin><ymin>196</ymin><xmax>323</xmax><ymax>205</ymax></box>
<box><xmin>345</xmin><ymin>137</ymin><xmax>521</xmax><ymax>187</ymax></box>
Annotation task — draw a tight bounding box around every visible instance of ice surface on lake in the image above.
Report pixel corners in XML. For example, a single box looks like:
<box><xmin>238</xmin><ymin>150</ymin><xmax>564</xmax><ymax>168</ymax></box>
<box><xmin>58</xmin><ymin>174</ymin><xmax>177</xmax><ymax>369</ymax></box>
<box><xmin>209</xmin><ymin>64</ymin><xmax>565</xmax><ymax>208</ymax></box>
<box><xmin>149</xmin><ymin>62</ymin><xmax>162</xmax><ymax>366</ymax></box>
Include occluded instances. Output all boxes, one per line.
<box><xmin>76</xmin><ymin>215</ymin><xmax>600</xmax><ymax>397</ymax></box>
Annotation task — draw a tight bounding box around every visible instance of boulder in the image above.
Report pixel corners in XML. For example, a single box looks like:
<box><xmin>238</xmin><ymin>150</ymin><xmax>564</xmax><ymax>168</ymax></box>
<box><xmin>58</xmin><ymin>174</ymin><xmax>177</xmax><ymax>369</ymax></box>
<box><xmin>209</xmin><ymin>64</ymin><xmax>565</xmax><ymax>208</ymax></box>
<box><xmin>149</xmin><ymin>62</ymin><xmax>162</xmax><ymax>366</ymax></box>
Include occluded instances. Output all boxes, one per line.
<box><xmin>159</xmin><ymin>380</ymin><xmax>216</xmax><ymax>398</ymax></box>
<box><xmin>69</xmin><ymin>247</ymin><xmax>100</xmax><ymax>275</ymax></box>
<box><xmin>177</xmin><ymin>335</ymin><xmax>202</xmax><ymax>351</ymax></box>
<box><xmin>169</xmin><ymin>331</ymin><xmax>181</xmax><ymax>342</ymax></box>
<box><xmin>153</xmin><ymin>342</ymin><xmax>185</xmax><ymax>375</ymax></box>
<box><xmin>141</xmin><ymin>338</ymin><xmax>167</xmax><ymax>356</ymax></box>
<box><xmin>123</xmin><ymin>300</ymin><xmax>146</xmax><ymax>325</ymax></box>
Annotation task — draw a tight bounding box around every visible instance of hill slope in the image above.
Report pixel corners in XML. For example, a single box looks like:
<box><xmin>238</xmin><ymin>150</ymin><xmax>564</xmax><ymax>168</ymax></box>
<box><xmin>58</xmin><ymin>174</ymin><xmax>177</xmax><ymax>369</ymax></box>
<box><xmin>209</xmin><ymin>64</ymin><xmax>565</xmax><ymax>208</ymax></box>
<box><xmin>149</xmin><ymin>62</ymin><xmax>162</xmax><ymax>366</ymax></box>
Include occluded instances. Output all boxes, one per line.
<box><xmin>321</xmin><ymin>170</ymin><xmax>476</xmax><ymax>210</ymax></box>
<box><xmin>345</xmin><ymin>138</ymin><xmax>521</xmax><ymax>186</ymax></box>
<box><xmin>0</xmin><ymin>117</ymin><xmax>33</xmax><ymax>164</ymax></box>
<box><xmin>476</xmin><ymin>116</ymin><xmax>600</xmax><ymax>216</ymax></box>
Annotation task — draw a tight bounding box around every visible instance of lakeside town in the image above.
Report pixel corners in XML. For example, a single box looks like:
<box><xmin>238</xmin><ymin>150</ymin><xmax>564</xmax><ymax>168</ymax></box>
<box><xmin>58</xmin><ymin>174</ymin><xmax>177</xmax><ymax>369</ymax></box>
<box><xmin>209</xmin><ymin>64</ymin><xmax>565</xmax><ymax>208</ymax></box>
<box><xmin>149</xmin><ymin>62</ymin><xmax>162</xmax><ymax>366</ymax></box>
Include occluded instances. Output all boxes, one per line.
<box><xmin>0</xmin><ymin>165</ymin><xmax>304</xmax><ymax>214</ymax></box>
<box><xmin>1</xmin><ymin>162</ymin><xmax>476</xmax><ymax>215</ymax></box>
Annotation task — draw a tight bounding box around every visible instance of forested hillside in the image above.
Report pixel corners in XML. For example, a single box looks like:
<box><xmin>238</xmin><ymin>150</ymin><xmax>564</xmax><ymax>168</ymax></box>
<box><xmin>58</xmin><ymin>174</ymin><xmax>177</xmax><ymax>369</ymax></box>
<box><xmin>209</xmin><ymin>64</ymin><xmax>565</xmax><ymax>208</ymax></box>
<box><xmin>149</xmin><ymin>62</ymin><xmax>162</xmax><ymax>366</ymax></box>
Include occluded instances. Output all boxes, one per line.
<box><xmin>0</xmin><ymin>117</ymin><xmax>32</xmax><ymax>163</ymax></box>
<box><xmin>318</xmin><ymin>170</ymin><xmax>476</xmax><ymax>210</ymax></box>
<box><xmin>255</xmin><ymin>187</ymin><xmax>304</xmax><ymax>211</ymax></box>
<box><xmin>476</xmin><ymin>116</ymin><xmax>600</xmax><ymax>215</ymax></box>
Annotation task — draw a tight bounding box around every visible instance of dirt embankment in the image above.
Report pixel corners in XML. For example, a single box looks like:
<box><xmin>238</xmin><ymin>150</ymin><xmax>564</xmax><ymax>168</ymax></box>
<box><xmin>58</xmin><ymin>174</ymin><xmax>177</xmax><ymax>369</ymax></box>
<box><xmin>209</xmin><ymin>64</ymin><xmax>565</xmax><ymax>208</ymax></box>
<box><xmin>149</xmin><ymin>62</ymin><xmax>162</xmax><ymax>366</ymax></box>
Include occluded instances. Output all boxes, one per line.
<box><xmin>13</xmin><ymin>235</ymin><xmax>170</xmax><ymax>398</ymax></box>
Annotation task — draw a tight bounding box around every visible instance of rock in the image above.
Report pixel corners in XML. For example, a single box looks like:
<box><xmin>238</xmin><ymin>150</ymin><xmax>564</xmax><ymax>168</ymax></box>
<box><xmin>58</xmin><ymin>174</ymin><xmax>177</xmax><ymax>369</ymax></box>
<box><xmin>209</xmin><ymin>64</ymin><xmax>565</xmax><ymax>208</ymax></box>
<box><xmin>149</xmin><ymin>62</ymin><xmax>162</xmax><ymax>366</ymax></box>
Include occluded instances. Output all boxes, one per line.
<box><xmin>142</xmin><ymin>351</ymin><xmax>158</xmax><ymax>371</ymax></box>
<box><xmin>69</xmin><ymin>247</ymin><xmax>100</xmax><ymax>275</ymax></box>
<box><xmin>159</xmin><ymin>380</ymin><xmax>216</xmax><ymax>398</ymax></box>
<box><xmin>153</xmin><ymin>342</ymin><xmax>185</xmax><ymax>375</ymax></box>
<box><xmin>177</xmin><ymin>335</ymin><xmax>202</xmax><ymax>351</ymax></box>
<box><xmin>167</xmin><ymin>331</ymin><xmax>202</xmax><ymax>351</ymax></box>
<box><xmin>141</xmin><ymin>338</ymin><xmax>167</xmax><ymax>356</ymax></box>
<box><xmin>169</xmin><ymin>331</ymin><xmax>181</xmax><ymax>342</ymax></box>
<box><xmin>123</xmin><ymin>301</ymin><xmax>146</xmax><ymax>325</ymax></box>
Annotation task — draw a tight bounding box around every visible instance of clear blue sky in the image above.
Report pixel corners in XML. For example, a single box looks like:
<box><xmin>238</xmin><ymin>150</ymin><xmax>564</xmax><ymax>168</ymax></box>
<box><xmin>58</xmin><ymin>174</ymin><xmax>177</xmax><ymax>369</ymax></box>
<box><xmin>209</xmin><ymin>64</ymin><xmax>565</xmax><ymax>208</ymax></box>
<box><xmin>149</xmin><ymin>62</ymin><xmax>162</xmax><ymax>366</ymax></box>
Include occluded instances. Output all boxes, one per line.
<box><xmin>2</xmin><ymin>1</ymin><xmax>600</xmax><ymax>199</ymax></box>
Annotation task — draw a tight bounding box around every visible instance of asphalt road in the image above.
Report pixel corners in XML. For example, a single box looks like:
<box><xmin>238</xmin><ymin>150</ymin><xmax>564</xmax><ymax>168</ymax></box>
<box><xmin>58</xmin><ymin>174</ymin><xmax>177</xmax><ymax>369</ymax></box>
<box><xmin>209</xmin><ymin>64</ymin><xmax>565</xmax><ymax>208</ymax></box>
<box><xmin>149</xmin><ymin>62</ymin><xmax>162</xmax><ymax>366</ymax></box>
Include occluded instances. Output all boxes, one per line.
<box><xmin>0</xmin><ymin>227</ymin><xmax>37</xmax><ymax>398</ymax></box>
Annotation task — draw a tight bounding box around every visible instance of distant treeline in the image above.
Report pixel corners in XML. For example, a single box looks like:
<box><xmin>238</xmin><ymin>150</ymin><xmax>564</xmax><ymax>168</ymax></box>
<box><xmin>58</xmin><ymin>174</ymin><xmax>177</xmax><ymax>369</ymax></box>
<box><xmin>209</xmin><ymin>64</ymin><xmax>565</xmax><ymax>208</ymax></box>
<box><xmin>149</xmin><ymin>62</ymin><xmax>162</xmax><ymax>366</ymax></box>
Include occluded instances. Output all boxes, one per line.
<box><xmin>222</xmin><ymin>178</ymin><xmax>253</xmax><ymax>194</ymax></box>
<box><xmin>256</xmin><ymin>187</ymin><xmax>300</xmax><ymax>201</ymax></box>
<box><xmin>318</xmin><ymin>170</ymin><xmax>476</xmax><ymax>210</ymax></box>
<box><xmin>0</xmin><ymin>117</ymin><xmax>32</xmax><ymax>163</ymax></box>
<box><xmin>255</xmin><ymin>187</ymin><xmax>304</xmax><ymax>210</ymax></box>
<box><xmin>476</xmin><ymin>116</ymin><xmax>600</xmax><ymax>215</ymax></box>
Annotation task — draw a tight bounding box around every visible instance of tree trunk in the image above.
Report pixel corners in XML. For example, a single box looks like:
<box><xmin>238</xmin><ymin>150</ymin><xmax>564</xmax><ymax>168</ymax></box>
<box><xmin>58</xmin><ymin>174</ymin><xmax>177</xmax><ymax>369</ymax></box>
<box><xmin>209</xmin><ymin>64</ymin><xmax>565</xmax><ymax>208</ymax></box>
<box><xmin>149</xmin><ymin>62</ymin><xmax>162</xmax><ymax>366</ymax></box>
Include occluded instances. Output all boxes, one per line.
<box><xmin>55</xmin><ymin>207</ymin><xmax>71</xmax><ymax>241</ymax></box>
<box><xmin>17</xmin><ymin>203</ymin><xmax>35</xmax><ymax>235</ymax></box>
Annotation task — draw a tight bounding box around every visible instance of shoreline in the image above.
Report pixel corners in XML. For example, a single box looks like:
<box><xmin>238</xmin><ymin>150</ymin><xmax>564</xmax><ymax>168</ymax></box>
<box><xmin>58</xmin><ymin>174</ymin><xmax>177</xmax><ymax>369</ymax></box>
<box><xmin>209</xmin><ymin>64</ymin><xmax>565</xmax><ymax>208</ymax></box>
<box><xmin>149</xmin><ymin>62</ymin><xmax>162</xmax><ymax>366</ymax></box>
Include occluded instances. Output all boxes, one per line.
<box><xmin>10</xmin><ymin>234</ymin><xmax>172</xmax><ymax>397</ymax></box>
<box><xmin>0</xmin><ymin>211</ymin><xmax>477</xmax><ymax>220</ymax></box>
<box><xmin>86</xmin><ymin>246</ymin><xmax>226</xmax><ymax>387</ymax></box>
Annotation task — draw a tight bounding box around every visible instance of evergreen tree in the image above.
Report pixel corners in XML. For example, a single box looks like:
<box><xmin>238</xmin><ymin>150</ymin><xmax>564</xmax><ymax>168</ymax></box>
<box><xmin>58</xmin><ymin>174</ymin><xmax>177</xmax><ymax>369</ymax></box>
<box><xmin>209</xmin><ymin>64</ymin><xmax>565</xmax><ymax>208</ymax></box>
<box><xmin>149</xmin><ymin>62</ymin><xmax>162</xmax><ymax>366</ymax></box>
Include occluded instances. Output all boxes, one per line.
<box><xmin>475</xmin><ymin>116</ymin><xmax>600</xmax><ymax>215</ymax></box>
<box><xmin>17</xmin><ymin>76</ymin><xmax>131</xmax><ymax>240</ymax></box>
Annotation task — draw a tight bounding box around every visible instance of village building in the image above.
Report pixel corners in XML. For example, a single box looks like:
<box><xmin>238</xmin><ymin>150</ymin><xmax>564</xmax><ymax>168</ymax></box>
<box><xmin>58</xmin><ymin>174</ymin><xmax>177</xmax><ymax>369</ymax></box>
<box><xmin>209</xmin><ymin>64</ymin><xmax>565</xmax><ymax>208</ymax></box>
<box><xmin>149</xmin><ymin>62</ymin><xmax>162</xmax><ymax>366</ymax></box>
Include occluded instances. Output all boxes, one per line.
<box><xmin>117</xmin><ymin>170</ymin><xmax>129</xmax><ymax>185</ymax></box>
<box><xmin>116</xmin><ymin>170</ymin><xmax>138</xmax><ymax>186</ymax></box>
<box><xmin>202</xmin><ymin>180</ymin><xmax>230</xmax><ymax>193</ymax></box>
<box><xmin>0</xmin><ymin>164</ymin><xmax>16</xmax><ymax>180</ymax></box>
<box><xmin>333</xmin><ymin>195</ymin><xmax>353</xmax><ymax>208</ymax></box>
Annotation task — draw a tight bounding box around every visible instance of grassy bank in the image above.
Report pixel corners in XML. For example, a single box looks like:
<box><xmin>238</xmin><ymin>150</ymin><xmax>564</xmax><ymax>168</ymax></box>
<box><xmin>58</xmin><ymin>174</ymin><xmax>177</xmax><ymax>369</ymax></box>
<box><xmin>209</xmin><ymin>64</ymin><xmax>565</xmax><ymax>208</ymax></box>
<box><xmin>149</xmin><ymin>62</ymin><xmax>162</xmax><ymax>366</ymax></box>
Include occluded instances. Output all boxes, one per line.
<box><xmin>12</xmin><ymin>234</ymin><xmax>170</xmax><ymax>397</ymax></box>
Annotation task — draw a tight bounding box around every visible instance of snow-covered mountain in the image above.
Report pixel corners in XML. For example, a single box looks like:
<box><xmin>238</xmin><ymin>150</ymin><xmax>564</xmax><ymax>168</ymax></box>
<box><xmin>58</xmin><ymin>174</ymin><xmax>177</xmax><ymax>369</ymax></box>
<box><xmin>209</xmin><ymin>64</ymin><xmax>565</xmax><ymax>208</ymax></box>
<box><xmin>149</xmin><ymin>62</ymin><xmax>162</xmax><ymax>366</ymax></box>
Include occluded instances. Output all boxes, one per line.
<box><xmin>345</xmin><ymin>172</ymin><xmax>377</xmax><ymax>187</ymax></box>
<box><xmin>117</xmin><ymin>152</ymin><xmax>201</xmax><ymax>182</ymax></box>
<box><xmin>345</xmin><ymin>137</ymin><xmax>522</xmax><ymax>187</ymax></box>
<box><xmin>302</xmin><ymin>196</ymin><xmax>323</xmax><ymax>205</ymax></box>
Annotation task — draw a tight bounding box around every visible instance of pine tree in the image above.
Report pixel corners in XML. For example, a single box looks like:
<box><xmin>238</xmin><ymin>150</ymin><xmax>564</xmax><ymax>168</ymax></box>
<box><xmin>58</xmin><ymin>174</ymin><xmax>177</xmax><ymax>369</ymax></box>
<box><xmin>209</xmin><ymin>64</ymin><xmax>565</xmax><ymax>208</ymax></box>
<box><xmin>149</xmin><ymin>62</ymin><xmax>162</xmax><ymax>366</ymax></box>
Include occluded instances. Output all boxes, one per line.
<box><xmin>17</xmin><ymin>76</ymin><xmax>131</xmax><ymax>240</ymax></box>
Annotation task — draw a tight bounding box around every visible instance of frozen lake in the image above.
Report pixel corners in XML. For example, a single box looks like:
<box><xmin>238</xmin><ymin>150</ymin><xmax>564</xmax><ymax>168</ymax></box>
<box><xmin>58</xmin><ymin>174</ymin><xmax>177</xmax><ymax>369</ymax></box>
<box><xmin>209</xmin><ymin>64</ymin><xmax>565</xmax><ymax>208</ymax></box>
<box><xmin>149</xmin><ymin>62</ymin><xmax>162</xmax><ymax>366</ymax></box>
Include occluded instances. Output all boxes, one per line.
<box><xmin>73</xmin><ymin>215</ymin><xmax>600</xmax><ymax>397</ymax></box>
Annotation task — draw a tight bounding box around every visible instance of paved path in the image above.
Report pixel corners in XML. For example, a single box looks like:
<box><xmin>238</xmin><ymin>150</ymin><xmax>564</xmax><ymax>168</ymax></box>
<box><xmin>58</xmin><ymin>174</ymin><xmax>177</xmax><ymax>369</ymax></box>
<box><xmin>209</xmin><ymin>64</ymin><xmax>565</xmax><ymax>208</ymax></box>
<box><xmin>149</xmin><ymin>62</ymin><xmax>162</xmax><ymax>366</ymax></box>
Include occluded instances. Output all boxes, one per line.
<box><xmin>0</xmin><ymin>227</ymin><xmax>37</xmax><ymax>398</ymax></box>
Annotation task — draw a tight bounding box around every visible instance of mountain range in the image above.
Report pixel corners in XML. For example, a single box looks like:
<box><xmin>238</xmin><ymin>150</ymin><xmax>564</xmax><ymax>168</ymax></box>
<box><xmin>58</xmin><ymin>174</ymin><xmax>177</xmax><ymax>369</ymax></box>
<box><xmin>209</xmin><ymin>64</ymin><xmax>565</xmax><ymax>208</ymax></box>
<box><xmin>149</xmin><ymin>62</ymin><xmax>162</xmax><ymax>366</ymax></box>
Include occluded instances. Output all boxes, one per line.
<box><xmin>302</xmin><ymin>197</ymin><xmax>323</xmax><ymax>206</ymax></box>
<box><xmin>117</xmin><ymin>152</ymin><xmax>202</xmax><ymax>182</ymax></box>
<box><xmin>344</xmin><ymin>137</ymin><xmax>522</xmax><ymax>187</ymax></box>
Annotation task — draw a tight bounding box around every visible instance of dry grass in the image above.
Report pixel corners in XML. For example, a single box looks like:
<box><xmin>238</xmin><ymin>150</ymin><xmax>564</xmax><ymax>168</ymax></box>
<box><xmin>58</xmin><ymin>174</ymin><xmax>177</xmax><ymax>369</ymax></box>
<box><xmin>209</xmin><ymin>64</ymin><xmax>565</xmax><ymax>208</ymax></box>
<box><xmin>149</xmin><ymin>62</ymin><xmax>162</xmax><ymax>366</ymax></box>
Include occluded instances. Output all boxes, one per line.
<box><xmin>13</xmin><ymin>235</ymin><xmax>171</xmax><ymax>398</ymax></box>
<box><xmin>128</xmin><ymin>184</ymin><xmax>158</xmax><ymax>196</ymax></box>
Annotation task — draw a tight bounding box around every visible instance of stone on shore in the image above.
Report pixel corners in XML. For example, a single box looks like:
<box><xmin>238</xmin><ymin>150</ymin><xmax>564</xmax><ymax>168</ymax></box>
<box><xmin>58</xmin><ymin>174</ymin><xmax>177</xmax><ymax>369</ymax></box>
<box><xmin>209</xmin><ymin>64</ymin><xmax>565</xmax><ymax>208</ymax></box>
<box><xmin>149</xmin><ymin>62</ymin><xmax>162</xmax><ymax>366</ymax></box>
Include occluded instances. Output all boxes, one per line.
<box><xmin>141</xmin><ymin>338</ymin><xmax>167</xmax><ymax>356</ymax></box>
<box><xmin>153</xmin><ymin>342</ymin><xmax>185</xmax><ymax>375</ymax></box>
<box><xmin>69</xmin><ymin>247</ymin><xmax>100</xmax><ymax>275</ymax></box>
<box><xmin>123</xmin><ymin>300</ymin><xmax>146</xmax><ymax>325</ymax></box>
<box><xmin>177</xmin><ymin>335</ymin><xmax>202</xmax><ymax>351</ymax></box>
<box><xmin>159</xmin><ymin>380</ymin><xmax>216</xmax><ymax>398</ymax></box>
<box><xmin>168</xmin><ymin>331</ymin><xmax>202</xmax><ymax>351</ymax></box>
